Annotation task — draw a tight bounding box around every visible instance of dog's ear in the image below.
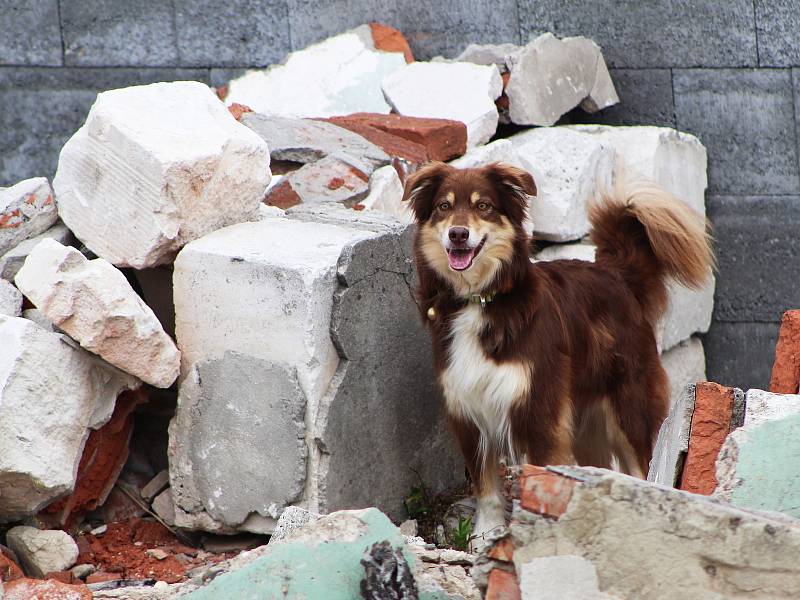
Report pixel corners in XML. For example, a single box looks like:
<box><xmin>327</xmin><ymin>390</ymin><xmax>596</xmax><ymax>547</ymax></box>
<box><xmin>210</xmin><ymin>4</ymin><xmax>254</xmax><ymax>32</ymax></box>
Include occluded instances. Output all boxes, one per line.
<box><xmin>402</xmin><ymin>161</ymin><xmax>453</xmax><ymax>222</ymax></box>
<box><xmin>482</xmin><ymin>162</ymin><xmax>536</xmax><ymax>224</ymax></box>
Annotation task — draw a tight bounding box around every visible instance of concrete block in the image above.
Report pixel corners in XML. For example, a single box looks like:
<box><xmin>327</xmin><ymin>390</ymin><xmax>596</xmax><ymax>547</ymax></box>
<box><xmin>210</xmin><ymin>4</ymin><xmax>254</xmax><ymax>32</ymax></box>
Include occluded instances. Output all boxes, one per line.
<box><xmin>0</xmin><ymin>67</ymin><xmax>210</xmax><ymax>186</ymax></box>
<box><xmin>174</xmin><ymin>0</ymin><xmax>291</xmax><ymax>68</ymax></box>
<box><xmin>449</xmin><ymin>139</ymin><xmax>525</xmax><ymax>170</ymax></box>
<box><xmin>15</xmin><ymin>239</ymin><xmax>180</xmax><ymax>388</ymax></box>
<box><xmin>0</xmin><ymin>177</ymin><xmax>58</xmax><ymax>256</ymax></box>
<box><xmin>743</xmin><ymin>388</ymin><xmax>800</xmax><ymax>427</ymax></box>
<box><xmin>0</xmin><ymin>2</ymin><xmax>62</xmax><ymax>66</ymax></box>
<box><xmin>0</xmin><ymin>316</ymin><xmax>138</xmax><ymax>520</ymax></box>
<box><xmin>169</xmin><ymin>353</ymin><xmax>307</xmax><ymax>534</ymax></box>
<box><xmin>5</xmin><ymin>527</ymin><xmax>78</xmax><ymax>578</ymax></box>
<box><xmin>269</xmin><ymin>506</ymin><xmax>321</xmax><ymax>543</ymax></box>
<box><xmin>661</xmin><ymin>337</ymin><xmax>707</xmax><ymax>409</ymax></box>
<box><xmin>503</xmin><ymin>465</ymin><xmax>800</xmax><ymax>600</ymax></box>
<box><xmin>704</xmin><ymin>320</ymin><xmax>781</xmax><ymax>391</ymax></box>
<box><xmin>506</xmin><ymin>33</ymin><xmax>618</xmax><ymax>126</ymax></box>
<box><xmin>771</xmin><ymin>310</ymin><xmax>800</xmax><ymax>394</ymax></box>
<box><xmin>382</xmin><ymin>61</ymin><xmax>503</xmax><ymax>147</ymax></box>
<box><xmin>455</xmin><ymin>42</ymin><xmax>521</xmax><ymax>71</ymax></box>
<box><xmin>0</xmin><ymin>222</ymin><xmax>74</xmax><ymax>281</ymax></box>
<box><xmin>755</xmin><ymin>1</ymin><xmax>800</xmax><ymax>67</ymax></box>
<box><xmin>225</xmin><ymin>25</ymin><xmax>406</xmax><ymax>118</ymax></box>
<box><xmin>54</xmin><ymin>81</ymin><xmax>270</xmax><ymax>268</ymax></box>
<box><xmin>0</xmin><ymin>279</ymin><xmax>22</xmax><ymax>317</ymax></box>
<box><xmin>518</xmin><ymin>555</ymin><xmax>604</xmax><ymax>600</ymax></box>
<box><xmin>60</xmin><ymin>1</ymin><xmax>177</xmax><ymax>67</ymax></box>
<box><xmin>566</xmin><ymin>69</ymin><xmax>676</xmax><ymax>128</ymax></box>
<box><xmin>716</xmin><ymin>406</ymin><xmax>800</xmax><ymax>519</ymax></box>
<box><xmin>509</xmin><ymin>127</ymin><xmax>613</xmax><ymax>241</ymax></box>
<box><xmin>264</xmin><ymin>155</ymin><xmax>371</xmax><ymax>209</ymax></box>
<box><xmin>648</xmin><ymin>384</ymin><xmax>696</xmax><ymax>487</ymax></box>
<box><xmin>240</xmin><ymin>113</ymin><xmax>389</xmax><ymax>167</ymax></box>
<box><xmin>674</xmin><ymin>69</ymin><xmax>798</xmax><ymax>195</ymax></box>
<box><xmin>708</xmin><ymin>196</ymin><xmax>800</xmax><ymax>322</ymax></box>
<box><xmin>360</xmin><ymin>165</ymin><xmax>412</xmax><ymax>223</ymax></box>
<box><xmin>519</xmin><ymin>0</ymin><xmax>757</xmax><ymax>68</ymax></box>
<box><xmin>679</xmin><ymin>382</ymin><xmax>744</xmax><ymax>495</ymax></box>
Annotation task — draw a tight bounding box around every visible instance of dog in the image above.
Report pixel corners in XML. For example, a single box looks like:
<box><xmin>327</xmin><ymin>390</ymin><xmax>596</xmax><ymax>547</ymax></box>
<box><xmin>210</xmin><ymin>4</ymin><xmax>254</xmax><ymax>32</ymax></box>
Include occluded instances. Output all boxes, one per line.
<box><xmin>403</xmin><ymin>161</ymin><xmax>714</xmax><ymax>547</ymax></box>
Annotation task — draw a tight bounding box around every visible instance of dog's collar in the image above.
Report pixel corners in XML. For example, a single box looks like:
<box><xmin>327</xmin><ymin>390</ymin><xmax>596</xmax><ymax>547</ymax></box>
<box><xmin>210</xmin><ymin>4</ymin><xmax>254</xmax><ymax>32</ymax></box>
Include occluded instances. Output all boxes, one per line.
<box><xmin>468</xmin><ymin>292</ymin><xmax>496</xmax><ymax>309</ymax></box>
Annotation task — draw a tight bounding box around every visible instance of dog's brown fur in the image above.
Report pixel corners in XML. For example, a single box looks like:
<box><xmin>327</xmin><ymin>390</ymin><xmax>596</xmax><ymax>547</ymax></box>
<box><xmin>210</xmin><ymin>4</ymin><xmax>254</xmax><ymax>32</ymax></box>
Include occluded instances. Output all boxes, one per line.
<box><xmin>404</xmin><ymin>161</ymin><xmax>714</xmax><ymax>542</ymax></box>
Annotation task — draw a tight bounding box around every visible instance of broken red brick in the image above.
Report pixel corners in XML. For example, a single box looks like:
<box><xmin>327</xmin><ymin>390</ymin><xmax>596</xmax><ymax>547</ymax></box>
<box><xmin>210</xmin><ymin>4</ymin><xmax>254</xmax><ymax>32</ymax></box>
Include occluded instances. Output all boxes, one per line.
<box><xmin>770</xmin><ymin>310</ymin><xmax>800</xmax><ymax>394</ymax></box>
<box><xmin>517</xmin><ymin>465</ymin><xmax>576</xmax><ymax>518</ymax></box>
<box><xmin>46</xmin><ymin>570</ymin><xmax>76</xmax><ymax>584</ymax></box>
<box><xmin>496</xmin><ymin>73</ymin><xmax>511</xmax><ymax>111</ymax></box>
<box><xmin>264</xmin><ymin>179</ymin><xmax>302</xmax><ymax>210</ymax></box>
<box><xmin>369</xmin><ymin>23</ymin><xmax>414</xmax><ymax>63</ymax></box>
<box><xmin>42</xmin><ymin>389</ymin><xmax>146</xmax><ymax>528</ymax></box>
<box><xmin>679</xmin><ymin>382</ymin><xmax>737</xmax><ymax>495</ymax></box>
<box><xmin>327</xmin><ymin>113</ymin><xmax>467</xmax><ymax>162</ymax></box>
<box><xmin>487</xmin><ymin>536</ymin><xmax>515</xmax><ymax>562</ymax></box>
<box><xmin>327</xmin><ymin>177</ymin><xmax>346</xmax><ymax>190</ymax></box>
<box><xmin>86</xmin><ymin>571</ymin><xmax>122</xmax><ymax>585</ymax></box>
<box><xmin>352</xmin><ymin>203</ymin><xmax>366</xmax><ymax>211</ymax></box>
<box><xmin>486</xmin><ymin>568</ymin><xmax>521</xmax><ymax>600</ymax></box>
<box><xmin>319</xmin><ymin>117</ymin><xmax>429</xmax><ymax>164</ymax></box>
<box><xmin>227</xmin><ymin>102</ymin><xmax>253</xmax><ymax>122</ymax></box>
<box><xmin>3</xmin><ymin>578</ymin><xmax>92</xmax><ymax>600</ymax></box>
<box><xmin>0</xmin><ymin>551</ymin><xmax>24</xmax><ymax>582</ymax></box>
<box><xmin>215</xmin><ymin>85</ymin><xmax>229</xmax><ymax>101</ymax></box>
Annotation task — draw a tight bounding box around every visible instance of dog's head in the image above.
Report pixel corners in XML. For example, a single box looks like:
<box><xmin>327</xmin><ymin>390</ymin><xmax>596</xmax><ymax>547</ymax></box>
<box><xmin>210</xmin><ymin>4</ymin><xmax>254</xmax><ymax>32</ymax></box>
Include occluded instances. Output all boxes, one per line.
<box><xmin>403</xmin><ymin>161</ymin><xmax>536</xmax><ymax>296</ymax></box>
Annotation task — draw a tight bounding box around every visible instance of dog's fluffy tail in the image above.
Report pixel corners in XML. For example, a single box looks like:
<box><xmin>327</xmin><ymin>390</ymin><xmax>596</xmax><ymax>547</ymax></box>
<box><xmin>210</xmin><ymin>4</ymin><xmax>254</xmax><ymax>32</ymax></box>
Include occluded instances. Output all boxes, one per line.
<box><xmin>589</xmin><ymin>179</ymin><xmax>714</xmax><ymax>324</ymax></box>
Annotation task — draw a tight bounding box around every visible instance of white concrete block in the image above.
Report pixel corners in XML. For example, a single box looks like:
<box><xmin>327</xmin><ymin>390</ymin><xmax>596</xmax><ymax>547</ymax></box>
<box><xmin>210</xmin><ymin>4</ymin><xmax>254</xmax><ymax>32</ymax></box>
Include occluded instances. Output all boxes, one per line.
<box><xmin>382</xmin><ymin>61</ymin><xmax>503</xmax><ymax>147</ymax></box>
<box><xmin>506</xmin><ymin>33</ymin><xmax>618</xmax><ymax>126</ymax></box>
<box><xmin>54</xmin><ymin>81</ymin><xmax>271</xmax><ymax>268</ymax></box>
<box><xmin>15</xmin><ymin>239</ymin><xmax>179</xmax><ymax>388</ymax></box>
<box><xmin>360</xmin><ymin>165</ymin><xmax>411</xmax><ymax>223</ymax></box>
<box><xmin>0</xmin><ymin>316</ymin><xmax>138</xmax><ymax>520</ymax></box>
<box><xmin>0</xmin><ymin>177</ymin><xmax>58</xmax><ymax>256</ymax></box>
<box><xmin>226</xmin><ymin>25</ymin><xmax>406</xmax><ymax>118</ymax></box>
<box><xmin>0</xmin><ymin>222</ymin><xmax>73</xmax><ymax>281</ymax></box>
<box><xmin>0</xmin><ymin>279</ymin><xmax>22</xmax><ymax>316</ymax></box>
<box><xmin>6</xmin><ymin>527</ymin><xmax>79</xmax><ymax>577</ymax></box>
<box><xmin>449</xmin><ymin>139</ymin><xmax>525</xmax><ymax>170</ymax></box>
<box><xmin>661</xmin><ymin>337</ymin><xmax>706</xmax><ymax>410</ymax></box>
<box><xmin>743</xmin><ymin>388</ymin><xmax>800</xmax><ymax>427</ymax></box>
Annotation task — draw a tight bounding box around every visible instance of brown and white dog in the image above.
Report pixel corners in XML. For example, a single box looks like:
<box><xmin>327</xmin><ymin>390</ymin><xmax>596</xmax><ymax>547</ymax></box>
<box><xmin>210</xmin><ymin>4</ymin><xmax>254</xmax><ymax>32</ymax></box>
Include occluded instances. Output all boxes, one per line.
<box><xmin>403</xmin><ymin>161</ymin><xmax>713</xmax><ymax>546</ymax></box>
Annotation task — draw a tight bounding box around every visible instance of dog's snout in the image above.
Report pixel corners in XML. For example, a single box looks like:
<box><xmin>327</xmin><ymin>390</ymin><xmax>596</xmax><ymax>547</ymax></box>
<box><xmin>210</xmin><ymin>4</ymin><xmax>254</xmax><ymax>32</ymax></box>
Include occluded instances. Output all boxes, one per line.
<box><xmin>448</xmin><ymin>227</ymin><xmax>469</xmax><ymax>245</ymax></box>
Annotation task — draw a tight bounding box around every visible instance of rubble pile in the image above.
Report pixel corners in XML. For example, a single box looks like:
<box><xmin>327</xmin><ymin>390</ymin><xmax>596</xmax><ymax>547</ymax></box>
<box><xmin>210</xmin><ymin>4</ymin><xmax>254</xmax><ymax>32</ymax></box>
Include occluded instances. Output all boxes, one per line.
<box><xmin>0</xmin><ymin>20</ymin><xmax>796</xmax><ymax>600</ymax></box>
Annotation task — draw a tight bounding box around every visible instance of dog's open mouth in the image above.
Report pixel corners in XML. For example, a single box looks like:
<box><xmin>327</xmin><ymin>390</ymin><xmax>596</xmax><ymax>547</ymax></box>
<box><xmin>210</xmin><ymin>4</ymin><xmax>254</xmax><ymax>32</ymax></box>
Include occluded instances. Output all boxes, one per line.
<box><xmin>447</xmin><ymin>236</ymin><xmax>486</xmax><ymax>271</ymax></box>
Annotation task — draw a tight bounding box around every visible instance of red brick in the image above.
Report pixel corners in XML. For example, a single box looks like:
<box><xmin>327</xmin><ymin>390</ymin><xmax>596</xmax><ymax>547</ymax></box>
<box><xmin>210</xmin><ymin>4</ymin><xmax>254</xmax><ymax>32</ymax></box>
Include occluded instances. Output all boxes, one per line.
<box><xmin>45</xmin><ymin>571</ymin><xmax>76</xmax><ymax>584</ymax></box>
<box><xmin>227</xmin><ymin>103</ymin><xmax>253</xmax><ymax>122</ymax></box>
<box><xmin>0</xmin><ymin>551</ymin><xmax>24</xmax><ymax>582</ymax></box>
<box><xmin>487</xmin><ymin>536</ymin><xmax>515</xmax><ymax>562</ymax></box>
<box><xmin>770</xmin><ymin>310</ymin><xmax>800</xmax><ymax>394</ymax></box>
<box><xmin>329</xmin><ymin>112</ymin><xmax>467</xmax><ymax>162</ymax></box>
<box><xmin>264</xmin><ymin>179</ymin><xmax>302</xmax><ymax>209</ymax></box>
<box><xmin>3</xmin><ymin>578</ymin><xmax>92</xmax><ymax>600</ymax></box>
<box><xmin>518</xmin><ymin>465</ymin><xmax>576</xmax><ymax>518</ymax></box>
<box><xmin>368</xmin><ymin>23</ymin><xmax>414</xmax><ymax>63</ymax></box>
<box><xmin>319</xmin><ymin>117</ymin><xmax>429</xmax><ymax>164</ymax></box>
<box><xmin>86</xmin><ymin>571</ymin><xmax>122</xmax><ymax>585</ymax></box>
<box><xmin>486</xmin><ymin>568</ymin><xmax>521</xmax><ymax>600</ymax></box>
<box><xmin>42</xmin><ymin>389</ymin><xmax>146</xmax><ymax>528</ymax></box>
<box><xmin>679</xmin><ymin>382</ymin><xmax>737</xmax><ymax>495</ymax></box>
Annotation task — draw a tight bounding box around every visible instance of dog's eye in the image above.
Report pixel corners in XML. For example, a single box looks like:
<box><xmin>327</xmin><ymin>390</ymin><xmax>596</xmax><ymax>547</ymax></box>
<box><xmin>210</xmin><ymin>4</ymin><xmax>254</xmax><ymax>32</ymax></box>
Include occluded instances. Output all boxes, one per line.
<box><xmin>438</xmin><ymin>201</ymin><xmax>451</xmax><ymax>211</ymax></box>
<box><xmin>477</xmin><ymin>202</ymin><xmax>490</xmax><ymax>211</ymax></box>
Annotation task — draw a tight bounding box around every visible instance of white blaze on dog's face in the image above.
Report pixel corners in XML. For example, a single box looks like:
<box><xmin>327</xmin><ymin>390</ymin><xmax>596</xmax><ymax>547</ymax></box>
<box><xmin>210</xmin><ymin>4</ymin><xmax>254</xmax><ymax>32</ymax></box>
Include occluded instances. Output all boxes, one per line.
<box><xmin>403</xmin><ymin>162</ymin><xmax>536</xmax><ymax>297</ymax></box>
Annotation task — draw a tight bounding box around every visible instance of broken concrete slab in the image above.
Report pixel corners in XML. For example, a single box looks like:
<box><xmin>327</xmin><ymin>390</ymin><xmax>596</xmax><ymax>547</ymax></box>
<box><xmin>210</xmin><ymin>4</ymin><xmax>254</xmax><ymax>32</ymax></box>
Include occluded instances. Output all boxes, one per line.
<box><xmin>15</xmin><ymin>239</ymin><xmax>180</xmax><ymax>388</ymax></box>
<box><xmin>661</xmin><ymin>337</ymin><xmax>707</xmax><ymax>409</ymax></box>
<box><xmin>449</xmin><ymin>139</ymin><xmax>525</xmax><ymax>170</ymax></box>
<box><xmin>382</xmin><ymin>61</ymin><xmax>503</xmax><ymax>147</ymax></box>
<box><xmin>455</xmin><ymin>42</ymin><xmax>521</xmax><ymax>71</ymax></box>
<box><xmin>518</xmin><ymin>555</ymin><xmax>608</xmax><ymax>600</ymax></box>
<box><xmin>140</xmin><ymin>470</ymin><xmax>170</xmax><ymax>503</ymax></box>
<box><xmin>506</xmin><ymin>33</ymin><xmax>618</xmax><ymax>126</ymax></box>
<box><xmin>0</xmin><ymin>316</ymin><xmax>138</xmax><ymax>520</ymax></box>
<box><xmin>359</xmin><ymin>165</ymin><xmax>411</xmax><ymax>223</ymax></box>
<box><xmin>500</xmin><ymin>465</ymin><xmax>800</xmax><ymax>600</ymax></box>
<box><xmin>648</xmin><ymin>384</ymin><xmax>696</xmax><ymax>487</ymax></box>
<box><xmin>0</xmin><ymin>279</ymin><xmax>22</xmax><ymax>317</ymax></box>
<box><xmin>240</xmin><ymin>113</ymin><xmax>389</xmax><ymax>167</ymax></box>
<box><xmin>269</xmin><ymin>506</ymin><xmax>321</xmax><ymax>543</ymax></box>
<box><xmin>54</xmin><ymin>81</ymin><xmax>271</xmax><ymax>268</ymax></box>
<box><xmin>264</xmin><ymin>155</ymin><xmax>371</xmax><ymax>209</ymax></box>
<box><xmin>5</xmin><ymin>527</ymin><xmax>79</xmax><ymax>578</ymax></box>
<box><xmin>324</xmin><ymin>112</ymin><xmax>467</xmax><ymax>162</ymax></box>
<box><xmin>509</xmin><ymin>127</ymin><xmax>614</xmax><ymax>241</ymax></box>
<box><xmin>225</xmin><ymin>25</ymin><xmax>407</xmax><ymax>118</ymax></box>
<box><xmin>679</xmin><ymin>382</ymin><xmax>745</xmax><ymax>495</ymax></box>
<box><xmin>0</xmin><ymin>177</ymin><xmax>58</xmax><ymax>257</ymax></box>
<box><xmin>715</xmin><ymin>408</ymin><xmax>800</xmax><ymax>519</ymax></box>
<box><xmin>743</xmin><ymin>388</ymin><xmax>800</xmax><ymax>426</ymax></box>
<box><xmin>169</xmin><ymin>353</ymin><xmax>308</xmax><ymax>534</ymax></box>
<box><xmin>770</xmin><ymin>309</ymin><xmax>800</xmax><ymax>394</ymax></box>
<box><xmin>0</xmin><ymin>221</ymin><xmax>74</xmax><ymax>281</ymax></box>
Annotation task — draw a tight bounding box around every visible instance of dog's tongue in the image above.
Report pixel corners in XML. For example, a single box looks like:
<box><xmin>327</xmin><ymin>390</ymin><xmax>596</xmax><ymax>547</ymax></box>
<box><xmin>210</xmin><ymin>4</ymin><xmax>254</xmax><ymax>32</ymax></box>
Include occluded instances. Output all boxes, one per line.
<box><xmin>448</xmin><ymin>248</ymin><xmax>474</xmax><ymax>271</ymax></box>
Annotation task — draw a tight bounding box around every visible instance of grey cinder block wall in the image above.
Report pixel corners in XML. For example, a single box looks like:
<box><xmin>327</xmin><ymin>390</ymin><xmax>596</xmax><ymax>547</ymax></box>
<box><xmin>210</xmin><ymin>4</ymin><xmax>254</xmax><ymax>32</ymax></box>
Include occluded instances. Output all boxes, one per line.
<box><xmin>2</xmin><ymin>0</ymin><xmax>799</xmax><ymax>389</ymax></box>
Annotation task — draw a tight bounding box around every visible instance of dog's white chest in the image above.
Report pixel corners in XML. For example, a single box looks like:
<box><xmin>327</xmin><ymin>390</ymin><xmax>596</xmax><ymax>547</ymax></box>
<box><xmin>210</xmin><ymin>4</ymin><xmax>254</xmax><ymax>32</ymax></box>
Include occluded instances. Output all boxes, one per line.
<box><xmin>441</xmin><ymin>305</ymin><xmax>530</xmax><ymax>455</ymax></box>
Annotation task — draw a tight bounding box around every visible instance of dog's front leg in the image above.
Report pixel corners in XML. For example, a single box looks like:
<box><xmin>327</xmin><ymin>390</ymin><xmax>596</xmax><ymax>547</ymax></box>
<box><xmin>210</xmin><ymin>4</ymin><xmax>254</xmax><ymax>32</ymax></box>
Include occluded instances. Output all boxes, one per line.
<box><xmin>472</xmin><ymin>480</ymin><xmax>506</xmax><ymax>551</ymax></box>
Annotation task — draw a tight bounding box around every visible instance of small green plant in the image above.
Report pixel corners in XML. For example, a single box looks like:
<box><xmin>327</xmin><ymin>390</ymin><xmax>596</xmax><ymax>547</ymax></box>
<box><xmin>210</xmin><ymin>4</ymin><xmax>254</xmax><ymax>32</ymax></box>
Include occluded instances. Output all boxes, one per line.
<box><xmin>404</xmin><ymin>485</ymin><xmax>429</xmax><ymax>520</ymax></box>
<box><xmin>450</xmin><ymin>516</ymin><xmax>473</xmax><ymax>551</ymax></box>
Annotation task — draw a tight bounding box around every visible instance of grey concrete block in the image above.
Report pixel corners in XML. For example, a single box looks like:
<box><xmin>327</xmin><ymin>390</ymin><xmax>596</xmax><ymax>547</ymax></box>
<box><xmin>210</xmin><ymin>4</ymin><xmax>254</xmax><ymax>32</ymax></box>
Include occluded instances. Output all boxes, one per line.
<box><xmin>0</xmin><ymin>67</ymin><xmax>209</xmax><ymax>186</ymax></box>
<box><xmin>61</xmin><ymin>0</ymin><xmax>178</xmax><ymax>67</ymax></box>
<box><xmin>703</xmin><ymin>321</ymin><xmax>781</xmax><ymax>391</ymax></box>
<box><xmin>175</xmin><ymin>0</ymin><xmax>291</xmax><ymax>67</ymax></box>
<box><xmin>755</xmin><ymin>1</ymin><xmax>800</xmax><ymax>67</ymax></box>
<box><xmin>287</xmin><ymin>0</ymin><xmax>520</xmax><ymax>59</ymax></box>
<box><xmin>169</xmin><ymin>352</ymin><xmax>307</xmax><ymax>533</ymax></box>
<box><xmin>0</xmin><ymin>1</ymin><xmax>62</xmax><ymax>66</ymax></box>
<box><xmin>564</xmin><ymin>69</ymin><xmax>675</xmax><ymax>128</ymax></box>
<box><xmin>674</xmin><ymin>69</ymin><xmax>799</xmax><ymax>195</ymax></box>
<box><xmin>708</xmin><ymin>195</ymin><xmax>800</xmax><ymax>321</ymax></box>
<box><xmin>519</xmin><ymin>0</ymin><xmax>757</xmax><ymax>68</ymax></box>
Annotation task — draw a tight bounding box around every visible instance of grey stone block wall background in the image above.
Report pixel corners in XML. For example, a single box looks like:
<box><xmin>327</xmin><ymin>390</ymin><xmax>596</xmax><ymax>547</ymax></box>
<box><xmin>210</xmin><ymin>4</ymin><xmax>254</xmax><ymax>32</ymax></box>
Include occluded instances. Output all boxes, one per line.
<box><xmin>2</xmin><ymin>0</ymin><xmax>799</xmax><ymax>390</ymax></box>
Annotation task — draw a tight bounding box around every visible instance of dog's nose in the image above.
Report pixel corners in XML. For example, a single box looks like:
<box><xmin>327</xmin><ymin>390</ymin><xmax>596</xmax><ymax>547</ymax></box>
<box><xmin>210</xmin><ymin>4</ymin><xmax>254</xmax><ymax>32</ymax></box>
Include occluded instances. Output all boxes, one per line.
<box><xmin>448</xmin><ymin>227</ymin><xmax>469</xmax><ymax>244</ymax></box>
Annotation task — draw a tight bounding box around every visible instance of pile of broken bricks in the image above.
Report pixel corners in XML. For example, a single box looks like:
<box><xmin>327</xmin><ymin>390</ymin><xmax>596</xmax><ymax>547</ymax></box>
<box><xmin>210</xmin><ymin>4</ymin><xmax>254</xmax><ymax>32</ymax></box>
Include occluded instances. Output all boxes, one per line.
<box><xmin>0</xmin><ymin>20</ymin><xmax>790</xmax><ymax>600</ymax></box>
